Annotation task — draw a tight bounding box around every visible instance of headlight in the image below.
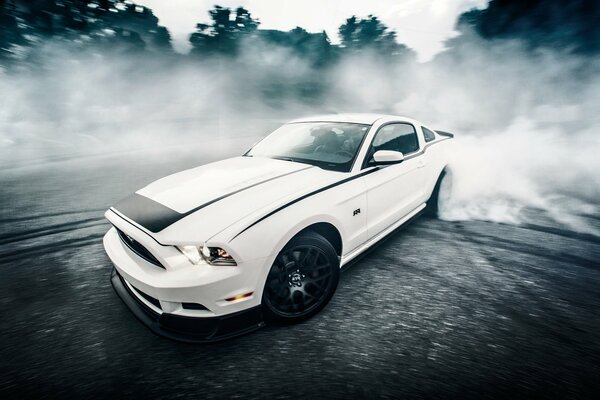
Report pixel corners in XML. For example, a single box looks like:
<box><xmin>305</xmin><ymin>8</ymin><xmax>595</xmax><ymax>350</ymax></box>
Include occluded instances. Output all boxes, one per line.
<box><xmin>178</xmin><ymin>245</ymin><xmax>202</xmax><ymax>265</ymax></box>
<box><xmin>202</xmin><ymin>245</ymin><xmax>237</xmax><ymax>266</ymax></box>
<box><xmin>177</xmin><ymin>245</ymin><xmax>237</xmax><ymax>266</ymax></box>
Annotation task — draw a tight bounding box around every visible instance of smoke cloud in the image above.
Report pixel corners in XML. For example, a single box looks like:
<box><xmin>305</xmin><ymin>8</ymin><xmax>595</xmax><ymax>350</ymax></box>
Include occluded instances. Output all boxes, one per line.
<box><xmin>0</xmin><ymin>9</ymin><xmax>598</xmax><ymax>234</ymax></box>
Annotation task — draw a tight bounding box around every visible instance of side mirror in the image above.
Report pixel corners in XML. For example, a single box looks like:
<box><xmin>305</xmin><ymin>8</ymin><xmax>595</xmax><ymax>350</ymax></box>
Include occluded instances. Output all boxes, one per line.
<box><xmin>372</xmin><ymin>150</ymin><xmax>404</xmax><ymax>165</ymax></box>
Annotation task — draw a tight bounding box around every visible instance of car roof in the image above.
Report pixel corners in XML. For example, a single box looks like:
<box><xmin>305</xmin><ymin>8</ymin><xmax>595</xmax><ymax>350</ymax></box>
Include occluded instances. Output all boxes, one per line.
<box><xmin>288</xmin><ymin>113</ymin><xmax>418</xmax><ymax>125</ymax></box>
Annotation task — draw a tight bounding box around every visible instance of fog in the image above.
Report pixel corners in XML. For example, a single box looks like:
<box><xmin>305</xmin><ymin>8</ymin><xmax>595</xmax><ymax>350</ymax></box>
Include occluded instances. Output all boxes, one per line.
<box><xmin>1</xmin><ymin>33</ymin><xmax>598</xmax><ymax>234</ymax></box>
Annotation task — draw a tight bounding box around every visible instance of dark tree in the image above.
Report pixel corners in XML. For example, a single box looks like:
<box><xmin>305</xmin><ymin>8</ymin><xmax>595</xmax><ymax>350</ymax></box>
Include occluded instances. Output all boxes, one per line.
<box><xmin>0</xmin><ymin>0</ymin><xmax>26</xmax><ymax>61</ymax></box>
<box><xmin>94</xmin><ymin>1</ymin><xmax>172</xmax><ymax>52</ymax></box>
<box><xmin>189</xmin><ymin>5</ymin><xmax>259</xmax><ymax>56</ymax></box>
<box><xmin>338</xmin><ymin>15</ymin><xmax>413</xmax><ymax>58</ymax></box>
<box><xmin>255</xmin><ymin>27</ymin><xmax>334</xmax><ymax>66</ymax></box>
<box><xmin>152</xmin><ymin>26</ymin><xmax>172</xmax><ymax>51</ymax></box>
<box><xmin>0</xmin><ymin>0</ymin><xmax>173</xmax><ymax>60</ymax></box>
<box><xmin>455</xmin><ymin>0</ymin><xmax>600</xmax><ymax>54</ymax></box>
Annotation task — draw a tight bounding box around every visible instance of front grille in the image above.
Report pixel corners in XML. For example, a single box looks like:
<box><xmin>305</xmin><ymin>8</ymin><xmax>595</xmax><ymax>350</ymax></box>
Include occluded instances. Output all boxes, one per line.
<box><xmin>116</xmin><ymin>228</ymin><xmax>165</xmax><ymax>269</ymax></box>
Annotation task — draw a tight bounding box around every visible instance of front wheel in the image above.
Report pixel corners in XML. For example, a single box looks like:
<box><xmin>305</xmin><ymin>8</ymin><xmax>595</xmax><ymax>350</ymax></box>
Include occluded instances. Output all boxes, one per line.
<box><xmin>262</xmin><ymin>231</ymin><xmax>339</xmax><ymax>323</ymax></box>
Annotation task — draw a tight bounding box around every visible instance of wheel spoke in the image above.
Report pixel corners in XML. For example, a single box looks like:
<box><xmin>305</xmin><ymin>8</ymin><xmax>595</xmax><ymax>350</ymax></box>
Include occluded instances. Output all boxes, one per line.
<box><xmin>313</xmin><ymin>271</ymin><xmax>332</xmax><ymax>281</ymax></box>
<box><xmin>301</xmin><ymin>248</ymin><xmax>312</xmax><ymax>266</ymax></box>
<box><xmin>303</xmin><ymin>289</ymin><xmax>316</xmax><ymax>302</ymax></box>
<box><xmin>314</xmin><ymin>262</ymin><xmax>330</xmax><ymax>271</ymax></box>
<box><xmin>306</xmin><ymin>280</ymin><xmax>324</xmax><ymax>291</ymax></box>
<box><xmin>281</xmin><ymin>253</ymin><xmax>291</xmax><ymax>267</ymax></box>
<box><xmin>312</xmin><ymin>252</ymin><xmax>320</xmax><ymax>266</ymax></box>
<box><xmin>292</xmin><ymin>250</ymin><xmax>301</xmax><ymax>264</ymax></box>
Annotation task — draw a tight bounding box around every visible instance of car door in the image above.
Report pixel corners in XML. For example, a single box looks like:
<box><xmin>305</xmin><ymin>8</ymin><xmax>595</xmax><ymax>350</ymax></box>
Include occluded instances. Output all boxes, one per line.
<box><xmin>362</xmin><ymin>123</ymin><xmax>427</xmax><ymax>239</ymax></box>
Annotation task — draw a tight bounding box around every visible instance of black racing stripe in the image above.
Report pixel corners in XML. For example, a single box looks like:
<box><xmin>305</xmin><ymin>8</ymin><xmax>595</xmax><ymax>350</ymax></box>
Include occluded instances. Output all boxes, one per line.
<box><xmin>176</xmin><ymin>166</ymin><xmax>313</xmax><ymax>220</ymax></box>
<box><xmin>113</xmin><ymin>194</ymin><xmax>180</xmax><ymax>233</ymax></box>
<box><xmin>113</xmin><ymin>166</ymin><xmax>313</xmax><ymax>233</ymax></box>
<box><xmin>109</xmin><ymin>209</ymin><xmax>168</xmax><ymax>246</ymax></box>
<box><xmin>230</xmin><ymin>167</ymin><xmax>380</xmax><ymax>241</ymax></box>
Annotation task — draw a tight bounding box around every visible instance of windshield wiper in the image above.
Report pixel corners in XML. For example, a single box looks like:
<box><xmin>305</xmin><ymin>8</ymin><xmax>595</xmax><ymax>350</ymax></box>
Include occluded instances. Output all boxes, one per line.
<box><xmin>269</xmin><ymin>156</ymin><xmax>345</xmax><ymax>171</ymax></box>
<box><xmin>272</xmin><ymin>156</ymin><xmax>297</xmax><ymax>163</ymax></box>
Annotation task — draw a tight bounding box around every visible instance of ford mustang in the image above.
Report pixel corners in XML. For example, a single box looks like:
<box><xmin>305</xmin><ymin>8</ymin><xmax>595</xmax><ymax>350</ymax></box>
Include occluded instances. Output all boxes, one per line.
<box><xmin>103</xmin><ymin>113</ymin><xmax>453</xmax><ymax>342</ymax></box>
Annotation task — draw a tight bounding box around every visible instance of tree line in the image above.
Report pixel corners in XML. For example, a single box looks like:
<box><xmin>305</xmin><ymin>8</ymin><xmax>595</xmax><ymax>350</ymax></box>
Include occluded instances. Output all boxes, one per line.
<box><xmin>0</xmin><ymin>0</ymin><xmax>417</xmax><ymax>67</ymax></box>
<box><xmin>2</xmin><ymin>0</ymin><xmax>597</xmax><ymax>68</ymax></box>
<box><xmin>0</xmin><ymin>0</ymin><xmax>600</xmax><ymax>68</ymax></box>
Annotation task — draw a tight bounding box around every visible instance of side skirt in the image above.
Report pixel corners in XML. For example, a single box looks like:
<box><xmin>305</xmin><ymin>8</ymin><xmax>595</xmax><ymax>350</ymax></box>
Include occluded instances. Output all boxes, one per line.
<box><xmin>340</xmin><ymin>203</ymin><xmax>426</xmax><ymax>271</ymax></box>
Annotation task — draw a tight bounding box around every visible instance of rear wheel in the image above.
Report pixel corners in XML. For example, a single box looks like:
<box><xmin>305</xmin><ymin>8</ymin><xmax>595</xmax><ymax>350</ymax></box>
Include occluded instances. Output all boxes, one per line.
<box><xmin>425</xmin><ymin>169</ymin><xmax>452</xmax><ymax>217</ymax></box>
<box><xmin>262</xmin><ymin>231</ymin><xmax>339</xmax><ymax>323</ymax></box>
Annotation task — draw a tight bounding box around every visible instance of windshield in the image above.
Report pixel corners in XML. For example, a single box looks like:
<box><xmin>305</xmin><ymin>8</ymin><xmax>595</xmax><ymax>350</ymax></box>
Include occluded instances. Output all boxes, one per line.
<box><xmin>246</xmin><ymin>122</ymin><xmax>371</xmax><ymax>172</ymax></box>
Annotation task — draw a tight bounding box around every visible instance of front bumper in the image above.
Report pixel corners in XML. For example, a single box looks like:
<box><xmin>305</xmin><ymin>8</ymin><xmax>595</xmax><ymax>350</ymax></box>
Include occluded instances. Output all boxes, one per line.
<box><xmin>111</xmin><ymin>268</ymin><xmax>264</xmax><ymax>343</ymax></box>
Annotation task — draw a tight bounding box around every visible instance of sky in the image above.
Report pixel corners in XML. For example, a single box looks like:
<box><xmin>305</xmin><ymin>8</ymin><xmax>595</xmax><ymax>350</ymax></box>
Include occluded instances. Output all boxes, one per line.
<box><xmin>137</xmin><ymin>0</ymin><xmax>489</xmax><ymax>62</ymax></box>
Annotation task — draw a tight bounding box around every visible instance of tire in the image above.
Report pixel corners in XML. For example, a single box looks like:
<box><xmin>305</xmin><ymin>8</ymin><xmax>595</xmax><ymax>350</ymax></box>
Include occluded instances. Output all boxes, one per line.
<box><xmin>262</xmin><ymin>231</ymin><xmax>340</xmax><ymax>324</ymax></box>
<box><xmin>425</xmin><ymin>169</ymin><xmax>451</xmax><ymax>218</ymax></box>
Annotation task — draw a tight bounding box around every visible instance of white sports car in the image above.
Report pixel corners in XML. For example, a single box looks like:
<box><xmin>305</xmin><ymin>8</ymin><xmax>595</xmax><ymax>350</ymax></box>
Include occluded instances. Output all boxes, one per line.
<box><xmin>103</xmin><ymin>113</ymin><xmax>453</xmax><ymax>342</ymax></box>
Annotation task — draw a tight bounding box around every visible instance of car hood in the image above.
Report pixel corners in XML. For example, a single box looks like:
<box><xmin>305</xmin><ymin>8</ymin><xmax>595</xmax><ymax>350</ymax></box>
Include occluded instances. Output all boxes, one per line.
<box><xmin>111</xmin><ymin>156</ymin><xmax>341</xmax><ymax>243</ymax></box>
<box><xmin>137</xmin><ymin>156</ymin><xmax>312</xmax><ymax>213</ymax></box>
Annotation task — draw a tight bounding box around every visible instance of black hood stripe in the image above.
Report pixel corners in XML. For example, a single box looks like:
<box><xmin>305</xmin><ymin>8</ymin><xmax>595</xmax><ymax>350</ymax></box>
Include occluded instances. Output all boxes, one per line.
<box><xmin>113</xmin><ymin>165</ymin><xmax>313</xmax><ymax>233</ymax></box>
<box><xmin>229</xmin><ymin>167</ymin><xmax>380</xmax><ymax>241</ymax></box>
<box><xmin>112</xmin><ymin>194</ymin><xmax>180</xmax><ymax>233</ymax></box>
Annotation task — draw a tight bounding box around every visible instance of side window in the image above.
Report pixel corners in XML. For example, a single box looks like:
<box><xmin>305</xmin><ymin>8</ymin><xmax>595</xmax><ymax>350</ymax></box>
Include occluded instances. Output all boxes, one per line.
<box><xmin>371</xmin><ymin>123</ymin><xmax>419</xmax><ymax>155</ymax></box>
<box><xmin>422</xmin><ymin>126</ymin><xmax>436</xmax><ymax>143</ymax></box>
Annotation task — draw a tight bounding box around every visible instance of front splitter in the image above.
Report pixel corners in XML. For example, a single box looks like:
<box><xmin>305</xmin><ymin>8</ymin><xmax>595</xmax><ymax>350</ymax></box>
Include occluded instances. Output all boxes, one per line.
<box><xmin>110</xmin><ymin>268</ymin><xmax>265</xmax><ymax>343</ymax></box>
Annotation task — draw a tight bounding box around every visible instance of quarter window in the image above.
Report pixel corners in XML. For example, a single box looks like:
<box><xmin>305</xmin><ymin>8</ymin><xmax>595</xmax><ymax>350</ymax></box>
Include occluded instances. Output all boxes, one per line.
<box><xmin>422</xmin><ymin>126</ymin><xmax>436</xmax><ymax>142</ymax></box>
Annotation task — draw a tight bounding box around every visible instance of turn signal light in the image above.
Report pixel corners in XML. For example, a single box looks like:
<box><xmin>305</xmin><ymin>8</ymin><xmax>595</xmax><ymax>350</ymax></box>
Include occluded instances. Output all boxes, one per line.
<box><xmin>225</xmin><ymin>292</ymin><xmax>253</xmax><ymax>302</ymax></box>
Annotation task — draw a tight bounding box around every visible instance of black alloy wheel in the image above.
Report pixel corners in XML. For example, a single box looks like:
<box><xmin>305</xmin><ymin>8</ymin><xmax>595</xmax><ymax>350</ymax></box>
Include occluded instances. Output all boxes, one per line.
<box><xmin>262</xmin><ymin>231</ymin><xmax>339</xmax><ymax>323</ymax></box>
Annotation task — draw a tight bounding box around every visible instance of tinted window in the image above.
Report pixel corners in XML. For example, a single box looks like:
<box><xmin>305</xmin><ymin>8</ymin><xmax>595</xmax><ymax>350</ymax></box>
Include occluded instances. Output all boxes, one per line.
<box><xmin>422</xmin><ymin>126</ymin><xmax>436</xmax><ymax>142</ymax></box>
<box><xmin>371</xmin><ymin>123</ymin><xmax>419</xmax><ymax>155</ymax></box>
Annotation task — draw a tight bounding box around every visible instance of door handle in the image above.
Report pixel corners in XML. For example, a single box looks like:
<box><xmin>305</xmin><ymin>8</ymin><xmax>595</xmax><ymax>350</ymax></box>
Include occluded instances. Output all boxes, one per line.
<box><xmin>417</xmin><ymin>159</ymin><xmax>425</xmax><ymax>168</ymax></box>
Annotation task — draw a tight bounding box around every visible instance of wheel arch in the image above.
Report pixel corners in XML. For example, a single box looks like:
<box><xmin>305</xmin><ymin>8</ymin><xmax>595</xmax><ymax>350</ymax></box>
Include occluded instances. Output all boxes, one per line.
<box><xmin>425</xmin><ymin>164</ymin><xmax>452</xmax><ymax>217</ymax></box>
<box><xmin>427</xmin><ymin>163</ymin><xmax>451</xmax><ymax>199</ymax></box>
<box><xmin>437</xmin><ymin>164</ymin><xmax>452</xmax><ymax>189</ymax></box>
<box><xmin>294</xmin><ymin>222</ymin><xmax>343</xmax><ymax>257</ymax></box>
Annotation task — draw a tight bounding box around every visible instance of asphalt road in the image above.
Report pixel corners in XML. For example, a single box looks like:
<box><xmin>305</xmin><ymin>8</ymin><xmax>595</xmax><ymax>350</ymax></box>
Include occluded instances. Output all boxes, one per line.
<box><xmin>1</xmin><ymin>144</ymin><xmax>599</xmax><ymax>399</ymax></box>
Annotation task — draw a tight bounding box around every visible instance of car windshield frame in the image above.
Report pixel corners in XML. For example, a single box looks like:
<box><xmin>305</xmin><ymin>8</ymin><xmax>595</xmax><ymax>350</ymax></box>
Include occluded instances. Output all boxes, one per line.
<box><xmin>245</xmin><ymin>122</ymin><xmax>372</xmax><ymax>172</ymax></box>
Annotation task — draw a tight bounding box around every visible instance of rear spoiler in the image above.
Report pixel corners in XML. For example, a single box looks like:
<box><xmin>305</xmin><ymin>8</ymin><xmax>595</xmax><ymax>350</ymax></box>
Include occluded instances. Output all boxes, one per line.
<box><xmin>435</xmin><ymin>130</ymin><xmax>454</xmax><ymax>138</ymax></box>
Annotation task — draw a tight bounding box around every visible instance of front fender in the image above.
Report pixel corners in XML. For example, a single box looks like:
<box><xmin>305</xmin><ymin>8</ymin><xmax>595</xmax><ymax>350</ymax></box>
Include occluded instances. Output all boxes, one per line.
<box><xmin>267</xmin><ymin>213</ymin><xmax>345</xmax><ymax>261</ymax></box>
<box><xmin>212</xmin><ymin>211</ymin><xmax>345</xmax><ymax>264</ymax></box>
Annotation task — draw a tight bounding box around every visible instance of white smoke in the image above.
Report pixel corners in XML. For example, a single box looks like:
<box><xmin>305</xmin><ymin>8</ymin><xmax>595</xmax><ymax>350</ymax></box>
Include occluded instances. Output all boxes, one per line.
<box><xmin>0</xmin><ymin>36</ymin><xmax>598</xmax><ymax>233</ymax></box>
<box><xmin>440</xmin><ymin>121</ymin><xmax>600</xmax><ymax>234</ymax></box>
